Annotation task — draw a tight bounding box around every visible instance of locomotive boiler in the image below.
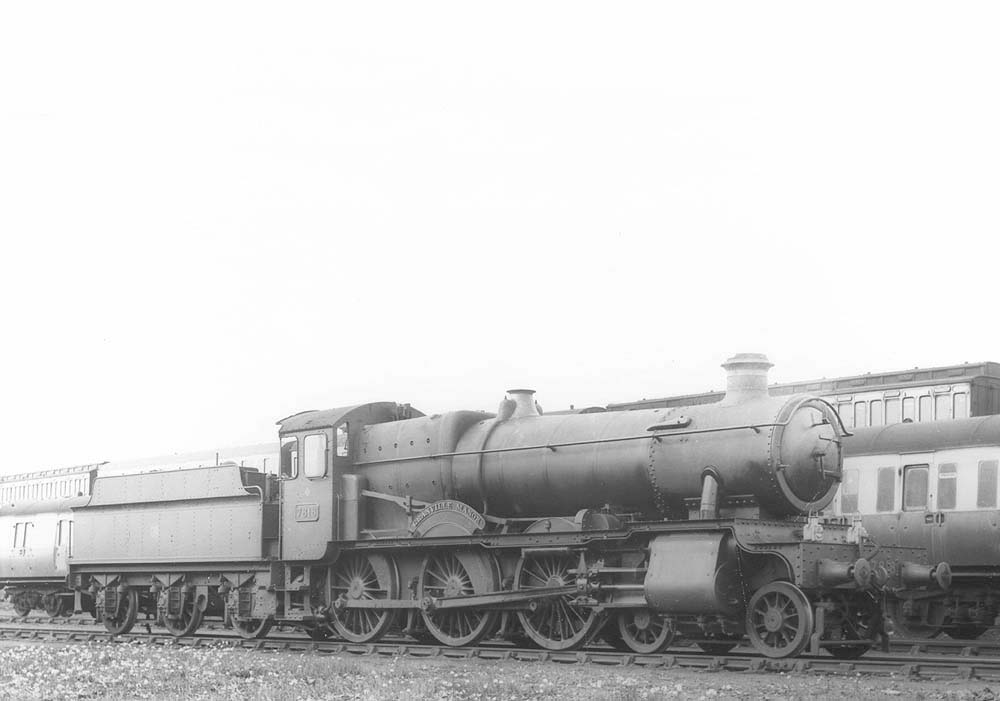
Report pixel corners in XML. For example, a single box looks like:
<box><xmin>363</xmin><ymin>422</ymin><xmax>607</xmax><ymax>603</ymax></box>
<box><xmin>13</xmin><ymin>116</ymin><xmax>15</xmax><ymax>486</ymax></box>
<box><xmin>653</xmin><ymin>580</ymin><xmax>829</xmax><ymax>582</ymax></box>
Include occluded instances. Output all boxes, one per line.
<box><xmin>3</xmin><ymin>354</ymin><xmax>948</xmax><ymax>660</ymax></box>
<box><xmin>352</xmin><ymin>353</ymin><xmax>838</xmax><ymax>525</ymax></box>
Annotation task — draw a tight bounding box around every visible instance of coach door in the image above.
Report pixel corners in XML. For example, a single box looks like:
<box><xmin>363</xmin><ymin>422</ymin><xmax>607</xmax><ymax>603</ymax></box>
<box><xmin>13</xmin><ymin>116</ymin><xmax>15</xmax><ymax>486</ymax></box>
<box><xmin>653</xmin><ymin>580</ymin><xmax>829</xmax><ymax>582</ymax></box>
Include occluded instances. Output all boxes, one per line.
<box><xmin>930</xmin><ymin>458</ymin><xmax>1000</xmax><ymax>567</ymax></box>
<box><xmin>895</xmin><ymin>456</ymin><xmax>934</xmax><ymax>551</ymax></box>
<box><xmin>53</xmin><ymin>519</ymin><xmax>72</xmax><ymax>571</ymax></box>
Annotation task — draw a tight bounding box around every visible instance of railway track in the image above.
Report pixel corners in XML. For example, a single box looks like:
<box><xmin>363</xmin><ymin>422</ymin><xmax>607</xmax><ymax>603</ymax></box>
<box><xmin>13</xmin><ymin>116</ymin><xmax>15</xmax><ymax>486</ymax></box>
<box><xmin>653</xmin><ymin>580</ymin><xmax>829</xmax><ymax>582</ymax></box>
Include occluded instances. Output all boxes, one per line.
<box><xmin>6</xmin><ymin>613</ymin><xmax>1000</xmax><ymax>657</ymax></box>
<box><xmin>3</xmin><ymin>619</ymin><xmax>1000</xmax><ymax>681</ymax></box>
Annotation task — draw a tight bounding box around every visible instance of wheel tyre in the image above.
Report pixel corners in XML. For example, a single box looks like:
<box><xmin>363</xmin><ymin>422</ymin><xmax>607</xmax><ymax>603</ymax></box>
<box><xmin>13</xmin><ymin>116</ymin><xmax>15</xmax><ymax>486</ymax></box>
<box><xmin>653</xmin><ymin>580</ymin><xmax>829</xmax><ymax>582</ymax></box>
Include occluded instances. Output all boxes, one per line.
<box><xmin>43</xmin><ymin>594</ymin><xmax>65</xmax><ymax>618</ymax></box>
<box><xmin>947</xmin><ymin>624</ymin><xmax>989</xmax><ymax>641</ymax></box>
<box><xmin>162</xmin><ymin>597</ymin><xmax>203</xmax><ymax>637</ymax></box>
<box><xmin>233</xmin><ymin>617</ymin><xmax>273</xmax><ymax>640</ymax></box>
<box><xmin>104</xmin><ymin>589</ymin><xmax>139</xmax><ymax>636</ymax></box>
<box><xmin>616</xmin><ymin>609</ymin><xmax>676</xmax><ymax>654</ymax></box>
<box><xmin>745</xmin><ymin>581</ymin><xmax>814</xmax><ymax>659</ymax></box>
<box><xmin>329</xmin><ymin>553</ymin><xmax>399</xmax><ymax>644</ymax></box>
<box><xmin>418</xmin><ymin>550</ymin><xmax>499</xmax><ymax>647</ymax></box>
<box><xmin>513</xmin><ymin>552</ymin><xmax>601</xmax><ymax>651</ymax></box>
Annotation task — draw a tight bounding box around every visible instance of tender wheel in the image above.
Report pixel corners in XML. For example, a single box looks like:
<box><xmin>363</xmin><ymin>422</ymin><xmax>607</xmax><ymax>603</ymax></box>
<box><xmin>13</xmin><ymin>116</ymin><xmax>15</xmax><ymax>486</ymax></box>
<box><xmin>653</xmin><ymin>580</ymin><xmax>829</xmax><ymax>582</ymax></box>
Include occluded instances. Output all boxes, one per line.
<box><xmin>43</xmin><ymin>594</ymin><xmax>66</xmax><ymax>618</ymax></box>
<box><xmin>161</xmin><ymin>590</ymin><xmax>204</xmax><ymax>637</ymax></box>
<box><xmin>514</xmin><ymin>552</ymin><xmax>601</xmax><ymax>651</ymax></box>
<box><xmin>418</xmin><ymin>550</ymin><xmax>499</xmax><ymax>647</ymax></box>
<box><xmin>233</xmin><ymin>617</ymin><xmax>273</xmax><ymax>640</ymax></box>
<box><xmin>104</xmin><ymin>589</ymin><xmax>139</xmax><ymax>635</ymax></box>
<box><xmin>12</xmin><ymin>596</ymin><xmax>32</xmax><ymax>618</ymax></box>
<box><xmin>329</xmin><ymin>553</ymin><xmax>399</xmax><ymax>643</ymax></box>
<box><xmin>884</xmin><ymin>597</ymin><xmax>944</xmax><ymax>639</ymax></box>
<box><xmin>617</xmin><ymin>609</ymin><xmax>676</xmax><ymax>654</ymax></box>
<box><xmin>746</xmin><ymin>581</ymin><xmax>814</xmax><ymax>659</ymax></box>
<box><xmin>825</xmin><ymin>592</ymin><xmax>880</xmax><ymax>660</ymax></box>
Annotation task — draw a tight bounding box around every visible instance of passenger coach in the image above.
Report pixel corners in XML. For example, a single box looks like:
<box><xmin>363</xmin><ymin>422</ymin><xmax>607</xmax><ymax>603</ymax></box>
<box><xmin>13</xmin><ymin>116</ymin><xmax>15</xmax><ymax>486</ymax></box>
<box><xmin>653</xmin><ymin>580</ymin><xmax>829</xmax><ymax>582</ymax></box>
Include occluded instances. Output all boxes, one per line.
<box><xmin>831</xmin><ymin>416</ymin><xmax>1000</xmax><ymax>638</ymax></box>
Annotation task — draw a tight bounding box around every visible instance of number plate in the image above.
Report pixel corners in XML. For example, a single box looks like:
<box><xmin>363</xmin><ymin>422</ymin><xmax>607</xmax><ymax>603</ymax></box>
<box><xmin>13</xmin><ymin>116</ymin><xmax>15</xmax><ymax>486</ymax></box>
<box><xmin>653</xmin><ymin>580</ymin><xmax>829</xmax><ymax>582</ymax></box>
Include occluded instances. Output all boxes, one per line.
<box><xmin>295</xmin><ymin>503</ymin><xmax>319</xmax><ymax>522</ymax></box>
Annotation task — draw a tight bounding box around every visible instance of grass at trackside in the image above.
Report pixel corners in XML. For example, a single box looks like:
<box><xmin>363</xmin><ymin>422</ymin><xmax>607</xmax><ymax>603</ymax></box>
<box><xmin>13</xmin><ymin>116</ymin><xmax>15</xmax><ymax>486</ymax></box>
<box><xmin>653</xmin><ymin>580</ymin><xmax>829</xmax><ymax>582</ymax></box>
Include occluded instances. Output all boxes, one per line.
<box><xmin>0</xmin><ymin>639</ymin><xmax>994</xmax><ymax>701</ymax></box>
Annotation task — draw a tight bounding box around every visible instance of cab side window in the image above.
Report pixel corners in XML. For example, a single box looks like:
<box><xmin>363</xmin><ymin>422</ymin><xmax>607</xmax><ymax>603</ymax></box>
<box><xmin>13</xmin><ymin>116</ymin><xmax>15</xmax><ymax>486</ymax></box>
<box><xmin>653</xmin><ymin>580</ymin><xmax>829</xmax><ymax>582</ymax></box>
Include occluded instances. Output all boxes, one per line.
<box><xmin>280</xmin><ymin>437</ymin><xmax>299</xmax><ymax>479</ymax></box>
<box><xmin>903</xmin><ymin>464</ymin><xmax>929</xmax><ymax>511</ymax></box>
<box><xmin>303</xmin><ymin>434</ymin><xmax>328</xmax><ymax>478</ymax></box>
<box><xmin>336</xmin><ymin>423</ymin><xmax>350</xmax><ymax>458</ymax></box>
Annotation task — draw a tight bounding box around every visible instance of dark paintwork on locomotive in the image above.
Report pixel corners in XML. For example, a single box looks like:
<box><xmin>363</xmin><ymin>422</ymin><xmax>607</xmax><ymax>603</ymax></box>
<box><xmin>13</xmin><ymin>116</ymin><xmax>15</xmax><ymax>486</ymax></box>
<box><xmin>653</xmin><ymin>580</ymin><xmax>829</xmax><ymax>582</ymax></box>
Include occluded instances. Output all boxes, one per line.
<box><xmin>352</xmin><ymin>393</ymin><xmax>843</xmax><ymax>523</ymax></box>
<box><xmin>1</xmin><ymin>354</ymin><xmax>945</xmax><ymax>658</ymax></box>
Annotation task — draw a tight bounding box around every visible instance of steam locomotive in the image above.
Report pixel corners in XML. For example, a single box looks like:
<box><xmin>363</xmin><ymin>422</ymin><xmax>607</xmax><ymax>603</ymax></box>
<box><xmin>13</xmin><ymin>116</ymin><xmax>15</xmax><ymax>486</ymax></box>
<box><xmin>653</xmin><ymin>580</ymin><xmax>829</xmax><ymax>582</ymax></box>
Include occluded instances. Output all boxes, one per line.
<box><xmin>1</xmin><ymin>354</ymin><xmax>948</xmax><ymax>659</ymax></box>
<box><xmin>831</xmin><ymin>416</ymin><xmax>1000</xmax><ymax>638</ymax></box>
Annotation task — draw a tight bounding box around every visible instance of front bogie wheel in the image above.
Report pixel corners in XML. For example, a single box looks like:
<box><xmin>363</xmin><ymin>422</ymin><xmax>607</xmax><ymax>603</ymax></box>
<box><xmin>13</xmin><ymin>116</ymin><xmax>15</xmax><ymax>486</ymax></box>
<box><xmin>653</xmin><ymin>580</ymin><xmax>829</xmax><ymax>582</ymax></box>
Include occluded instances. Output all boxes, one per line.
<box><xmin>617</xmin><ymin>609</ymin><xmax>676</xmax><ymax>654</ymax></box>
<box><xmin>745</xmin><ymin>581</ymin><xmax>814</xmax><ymax>659</ymax></box>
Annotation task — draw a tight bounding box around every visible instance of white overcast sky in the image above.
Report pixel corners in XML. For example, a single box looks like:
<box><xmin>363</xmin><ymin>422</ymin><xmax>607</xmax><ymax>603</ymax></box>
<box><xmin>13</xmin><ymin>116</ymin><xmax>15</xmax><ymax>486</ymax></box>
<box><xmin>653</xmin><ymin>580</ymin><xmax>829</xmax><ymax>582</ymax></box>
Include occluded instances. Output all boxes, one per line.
<box><xmin>1</xmin><ymin>2</ymin><xmax>998</xmax><ymax>473</ymax></box>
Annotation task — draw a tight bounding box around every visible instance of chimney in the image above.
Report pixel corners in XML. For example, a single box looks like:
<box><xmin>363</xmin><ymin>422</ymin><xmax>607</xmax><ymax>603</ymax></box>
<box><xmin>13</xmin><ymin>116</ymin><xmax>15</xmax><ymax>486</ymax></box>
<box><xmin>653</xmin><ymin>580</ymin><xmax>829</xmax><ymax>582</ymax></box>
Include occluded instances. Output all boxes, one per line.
<box><xmin>719</xmin><ymin>353</ymin><xmax>773</xmax><ymax>405</ymax></box>
<box><xmin>506</xmin><ymin>389</ymin><xmax>541</xmax><ymax>418</ymax></box>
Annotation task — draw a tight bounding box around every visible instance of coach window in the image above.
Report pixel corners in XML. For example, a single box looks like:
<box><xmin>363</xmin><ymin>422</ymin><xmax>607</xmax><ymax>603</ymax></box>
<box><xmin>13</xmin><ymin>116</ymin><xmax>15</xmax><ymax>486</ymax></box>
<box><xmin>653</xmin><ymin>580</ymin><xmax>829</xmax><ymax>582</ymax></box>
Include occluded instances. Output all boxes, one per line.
<box><xmin>886</xmin><ymin>398</ymin><xmax>901</xmax><ymax>424</ymax></box>
<box><xmin>937</xmin><ymin>464</ymin><xmax>957</xmax><ymax>510</ymax></box>
<box><xmin>280</xmin><ymin>437</ymin><xmax>299</xmax><ymax>479</ymax></box>
<box><xmin>902</xmin><ymin>397</ymin><xmax>916</xmax><ymax>422</ymax></box>
<box><xmin>919</xmin><ymin>395</ymin><xmax>933</xmax><ymax>422</ymax></box>
<box><xmin>336</xmin><ymin>423</ymin><xmax>350</xmax><ymax>458</ymax></box>
<box><xmin>838</xmin><ymin>402</ymin><xmax>854</xmax><ymax>428</ymax></box>
<box><xmin>854</xmin><ymin>402</ymin><xmax>868</xmax><ymax>428</ymax></box>
<box><xmin>303</xmin><ymin>434</ymin><xmax>328</xmax><ymax>479</ymax></box>
<box><xmin>56</xmin><ymin>520</ymin><xmax>73</xmax><ymax>553</ymax></box>
<box><xmin>840</xmin><ymin>468</ymin><xmax>859</xmax><ymax>513</ymax></box>
<box><xmin>876</xmin><ymin>467</ymin><xmax>896</xmax><ymax>512</ymax></box>
<box><xmin>978</xmin><ymin>460</ymin><xmax>998</xmax><ymax>508</ymax></box>
<box><xmin>935</xmin><ymin>394</ymin><xmax>952</xmax><ymax>421</ymax></box>
<box><xmin>870</xmin><ymin>400</ymin><xmax>884</xmax><ymax>426</ymax></box>
<box><xmin>13</xmin><ymin>522</ymin><xmax>30</xmax><ymax>548</ymax></box>
<box><xmin>954</xmin><ymin>393</ymin><xmax>969</xmax><ymax>419</ymax></box>
<box><xmin>903</xmin><ymin>464</ymin><xmax>929</xmax><ymax>511</ymax></box>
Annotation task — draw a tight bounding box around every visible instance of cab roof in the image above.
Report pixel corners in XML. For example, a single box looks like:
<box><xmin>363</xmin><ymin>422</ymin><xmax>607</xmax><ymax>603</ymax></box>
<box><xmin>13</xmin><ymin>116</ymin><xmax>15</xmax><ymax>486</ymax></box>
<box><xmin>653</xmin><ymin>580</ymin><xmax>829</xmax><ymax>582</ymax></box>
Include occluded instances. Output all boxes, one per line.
<box><xmin>276</xmin><ymin>402</ymin><xmax>424</xmax><ymax>435</ymax></box>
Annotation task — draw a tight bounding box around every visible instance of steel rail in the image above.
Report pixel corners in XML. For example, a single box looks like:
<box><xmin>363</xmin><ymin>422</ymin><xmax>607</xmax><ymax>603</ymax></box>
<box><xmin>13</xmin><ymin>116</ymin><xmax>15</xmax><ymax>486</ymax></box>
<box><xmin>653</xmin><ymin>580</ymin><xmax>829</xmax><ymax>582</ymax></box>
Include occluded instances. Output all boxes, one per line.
<box><xmin>5</xmin><ymin>615</ymin><xmax>1000</xmax><ymax>658</ymax></box>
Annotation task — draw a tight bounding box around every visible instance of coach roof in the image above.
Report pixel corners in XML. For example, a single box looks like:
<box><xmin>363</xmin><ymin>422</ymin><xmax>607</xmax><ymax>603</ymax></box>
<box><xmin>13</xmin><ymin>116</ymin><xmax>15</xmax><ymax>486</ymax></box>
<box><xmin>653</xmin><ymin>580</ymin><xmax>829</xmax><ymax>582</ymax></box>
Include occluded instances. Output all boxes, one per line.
<box><xmin>844</xmin><ymin>415</ymin><xmax>1000</xmax><ymax>456</ymax></box>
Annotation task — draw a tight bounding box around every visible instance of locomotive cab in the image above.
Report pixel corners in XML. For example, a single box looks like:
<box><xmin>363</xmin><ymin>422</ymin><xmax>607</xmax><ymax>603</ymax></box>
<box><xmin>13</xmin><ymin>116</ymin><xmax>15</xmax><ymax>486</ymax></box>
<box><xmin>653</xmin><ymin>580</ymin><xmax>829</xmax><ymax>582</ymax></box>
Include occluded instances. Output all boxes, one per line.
<box><xmin>276</xmin><ymin>402</ymin><xmax>423</xmax><ymax>560</ymax></box>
